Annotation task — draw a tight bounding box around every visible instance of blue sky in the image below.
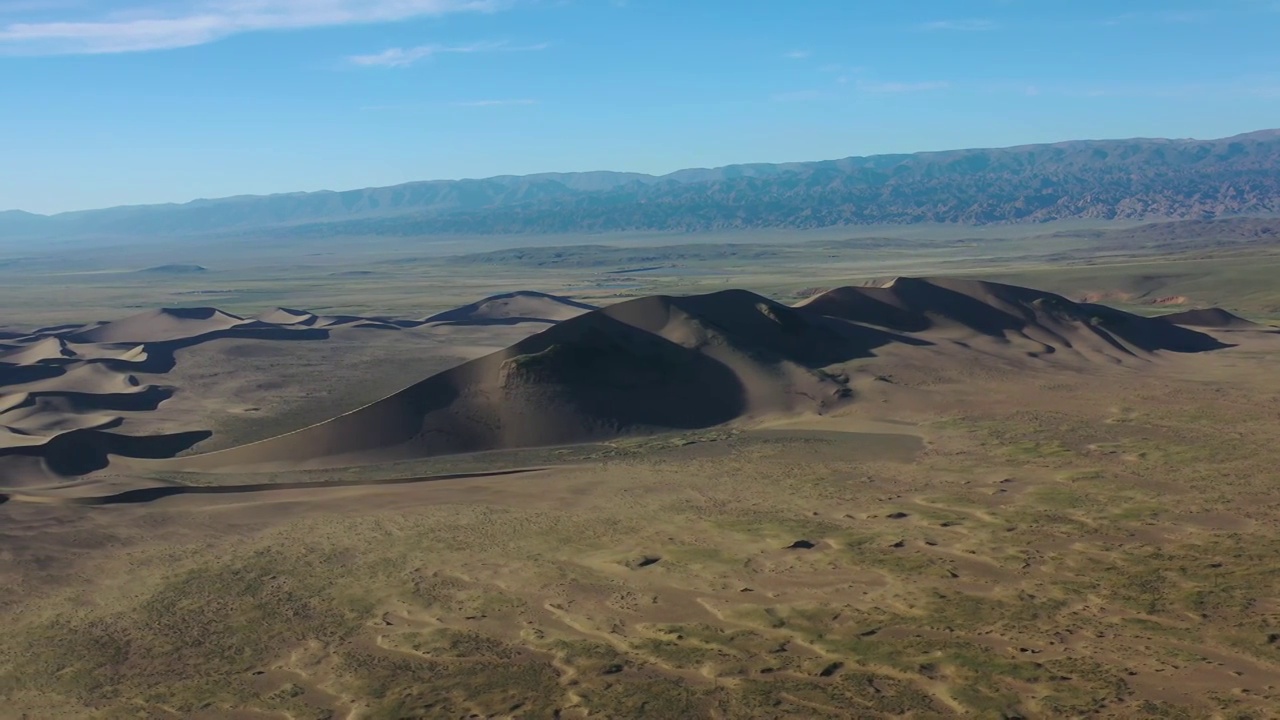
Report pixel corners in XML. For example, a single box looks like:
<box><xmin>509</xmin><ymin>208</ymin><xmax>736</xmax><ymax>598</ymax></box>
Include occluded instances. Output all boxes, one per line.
<box><xmin>2</xmin><ymin>0</ymin><xmax>1278</xmax><ymax>214</ymax></box>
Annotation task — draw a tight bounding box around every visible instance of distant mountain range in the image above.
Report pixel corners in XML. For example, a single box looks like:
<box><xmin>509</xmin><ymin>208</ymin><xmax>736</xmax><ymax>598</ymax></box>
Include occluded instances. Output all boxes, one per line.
<box><xmin>4</xmin><ymin>130</ymin><xmax>1279</xmax><ymax>239</ymax></box>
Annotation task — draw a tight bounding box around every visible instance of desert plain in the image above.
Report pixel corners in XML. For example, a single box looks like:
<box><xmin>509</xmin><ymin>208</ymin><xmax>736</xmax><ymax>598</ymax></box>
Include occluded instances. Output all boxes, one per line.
<box><xmin>3</xmin><ymin>221</ymin><xmax>1280</xmax><ymax>719</ymax></box>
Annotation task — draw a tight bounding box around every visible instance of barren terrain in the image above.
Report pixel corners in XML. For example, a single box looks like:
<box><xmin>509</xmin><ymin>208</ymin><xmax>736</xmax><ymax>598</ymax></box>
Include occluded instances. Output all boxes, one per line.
<box><xmin>3</xmin><ymin>226</ymin><xmax>1280</xmax><ymax>719</ymax></box>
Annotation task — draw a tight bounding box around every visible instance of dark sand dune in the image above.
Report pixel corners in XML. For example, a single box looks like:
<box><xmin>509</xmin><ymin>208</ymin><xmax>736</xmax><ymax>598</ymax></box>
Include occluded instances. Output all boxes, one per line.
<box><xmin>798</xmin><ymin>277</ymin><xmax>1227</xmax><ymax>356</ymax></box>
<box><xmin>7</xmin><ymin>362</ymin><xmax>143</xmax><ymax>395</ymax></box>
<box><xmin>0</xmin><ymin>338</ymin><xmax>149</xmax><ymax>368</ymax></box>
<box><xmin>67</xmin><ymin>307</ymin><xmax>248</xmax><ymax>344</ymax></box>
<box><xmin>163</xmin><ymin>280</ymin><xmax>1225</xmax><ymax>473</ymax></box>
<box><xmin>0</xmin><ymin>290</ymin><xmax>570</xmax><ymax>480</ymax></box>
<box><xmin>257</xmin><ymin>307</ymin><xmax>412</xmax><ymax>331</ymax></box>
<box><xmin>0</xmin><ymin>337</ymin><xmax>76</xmax><ymax>364</ymax></box>
<box><xmin>256</xmin><ymin>307</ymin><xmax>322</xmax><ymax>326</ymax></box>
<box><xmin>172</xmin><ymin>290</ymin><xmax>889</xmax><ymax>472</ymax></box>
<box><xmin>2</xmin><ymin>428</ymin><xmax>212</xmax><ymax>478</ymax></box>
<box><xmin>0</xmin><ymin>279</ymin><xmax>1232</xmax><ymax>480</ymax></box>
<box><xmin>796</xmin><ymin>285</ymin><xmax>933</xmax><ymax>332</ymax></box>
<box><xmin>0</xmin><ymin>314</ymin><xmax>333</xmax><ymax>480</ymax></box>
<box><xmin>424</xmin><ymin>291</ymin><xmax>598</xmax><ymax>325</ymax></box>
<box><xmin>1156</xmin><ymin>307</ymin><xmax>1267</xmax><ymax>329</ymax></box>
<box><xmin>6</xmin><ymin>386</ymin><xmax>174</xmax><ymax>414</ymax></box>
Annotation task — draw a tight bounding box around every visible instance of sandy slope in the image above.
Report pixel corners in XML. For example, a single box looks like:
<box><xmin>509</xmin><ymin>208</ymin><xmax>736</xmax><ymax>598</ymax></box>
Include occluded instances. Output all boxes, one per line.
<box><xmin>422</xmin><ymin>290</ymin><xmax>599</xmax><ymax>325</ymax></box>
<box><xmin>1155</xmin><ymin>307</ymin><xmax>1269</xmax><ymax>329</ymax></box>
<box><xmin>66</xmin><ymin>307</ymin><xmax>249</xmax><ymax>344</ymax></box>
<box><xmin>0</xmin><ymin>279</ymin><xmax>1243</xmax><ymax>482</ymax></box>
<box><xmin>168</xmin><ymin>279</ymin><xmax>1228</xmax><ymax>473</ymax></box>
<box><xmin>0</xmin><ymin>292</ymin><xmax>591</xmax><ymax>484</ymax></box>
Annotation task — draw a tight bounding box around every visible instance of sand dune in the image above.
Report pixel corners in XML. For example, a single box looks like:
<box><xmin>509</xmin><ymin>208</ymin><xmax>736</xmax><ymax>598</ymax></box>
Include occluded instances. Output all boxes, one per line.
<box><xmin>0</xmin><ymin>337</ymin><xmax>77</xmax><ymax>364</ymax></box>
<box><xmin>256</xmin><ymin>307</ymin><xmax>322</xmax><ymax>326</ymax></box>
<box><xmin>4</xmin><ymin>428</ymin><xmax>213</xmax><ymax>479</ymax></box>
<box><xmin>172</xmin><ymin>290</ymin><xmax>872</xmax><ymax>471</ymax></box>
<box><xmin>423</xmin><ymin>291</ymin><xmax>598</xmax><ymax>325</ymax></box>
<box><xmin>257</xmin><ymin>307</ymin><xmax>417</xmax><ymax>331</ymax></box>
<box><xmin>67</xmin><ymin>307</ymin><xmax>249</xmax><ymax>344</ymax></box>
<box><xmin>0</xmin><ymin>296</ymin><xmax>588</xmax><ymax>481</ymax></box>
<box><xmin>0</xmin><ymin>280</ymin><xmax>1229</xmax><ymax>480</ymax></box>
<box><xmin>0</xmin><ymin>337</ymin><xmax>149</xmax><ymax>367</ymax></box>
<box><xmin>798</xmin><ymin>277</ymin><xmax>1226</xmax><ymax>357</ymax></box>
<box><xmin>168</xmin><ymin>281</ymin><xmax>1225</xmax><ymax>473</ymax></box>
<box><xmin>1156</xmin><ymin>307</ymin><xmax>1266</xmax><ymax>329</ymax></box>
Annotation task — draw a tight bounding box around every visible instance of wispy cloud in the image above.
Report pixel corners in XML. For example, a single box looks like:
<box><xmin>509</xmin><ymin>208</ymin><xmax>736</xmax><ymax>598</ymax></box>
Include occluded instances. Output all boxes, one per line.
<box><xmin>348</xmin><ymin>40</ymin><xmax>547</xmax><ymax>67</ymax></box>
<box><xmin>452</xmin><ymin>98</ymin><xmax>538</xmax><ymax>106</ymax></box>
<box><xmin>920</xmin><ymin>19</ymin><xmax>997</xmax><ymax>31</ymax></box>
<box><xmin>856</xmin><ymin>79</ymin><xmax>950</xmax><ymax>93</ymax></box>
<box><xmin>0</xmin><ymin>0</ymin><xmax>507</xmax><ymax>55</ymax></box>
<box><xmin>783</xmin><ymin>49</ymin><xmax>810</xmax><ymax>60</ymax></box>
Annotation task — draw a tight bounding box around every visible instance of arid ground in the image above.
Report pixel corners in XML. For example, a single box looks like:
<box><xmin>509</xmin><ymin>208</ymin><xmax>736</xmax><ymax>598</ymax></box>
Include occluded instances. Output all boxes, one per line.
<box><xmin>3</xmin><ymin>224</ymin><xmax>1280</xmax><ymax>719</ymax></box>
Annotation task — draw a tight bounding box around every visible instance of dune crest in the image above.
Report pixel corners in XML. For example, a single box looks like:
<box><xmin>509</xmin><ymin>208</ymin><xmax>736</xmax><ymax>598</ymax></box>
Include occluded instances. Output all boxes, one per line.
<box><xmin>798</xmin><ymin>276</ymin><xmax>1225</xmax><ymax>356</ymax></box>
<box><xmin>423</xmin><ymin>291</ymin><xmax>599</xmax><ymax>325</ymax></box>
<box><xmin>67</xmin><ymin>307</ymin><xmax>248</xmax><ymax>344</ymax></box>
<box><xmin>1156</xmin><ymin>307</ymin><xmax>1266</xmax><ymax>329</ymax></box>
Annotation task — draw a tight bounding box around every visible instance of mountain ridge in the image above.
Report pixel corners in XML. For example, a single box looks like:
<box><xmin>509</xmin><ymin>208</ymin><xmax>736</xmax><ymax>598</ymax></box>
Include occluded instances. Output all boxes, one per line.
<box><xmin>4</xmin><ymin>130</ymin><xmax>1279</xmax><ymax>238</ymax></box>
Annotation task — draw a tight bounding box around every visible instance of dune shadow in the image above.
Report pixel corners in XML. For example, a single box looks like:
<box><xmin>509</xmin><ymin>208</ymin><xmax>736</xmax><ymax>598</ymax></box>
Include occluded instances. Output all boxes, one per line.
<box><xmin>427</xmin><ymin>318</ymin><xmax>557</xmax><ymax>328</ymax></box>
<box><xmin>94</xmin><ymin>327</ymin><xmax>333</xmax><ymax>375</ymax></box>
<box><xmin>1079</xmin><ymin>304</ymin><xmax>1232</xmax><ymax>353</ymax></box>
<box><xmin>663</xmin><ymin>291</ymin><xmax>933</xmax><ymax>369</ymax></box>
<box><xmin>177</xmin><ymin>311</ymin><xmax>753</xmax><ymax>469</ymax></box>
<box><xmin>2</xmin><ymin>429</ymin><xmax>213</xmax><ymax>477</ymax></box>
<box><xmin>21</xmin><ymin>386</ymin><xmax>175</xmax><ymax>413</ymax></box>
<box><xmin>0</xmin><ymin>362</ymin><xmax>66</xmax><ymax>389</ymax></box>
<box><xmin>68</xmin><ymin>467</ymin><xmax>544</xmax><ymax>506</ymax></box>
<box><xmin>500</xmin><ymin>311</ymin><xmax>752</xmax><ymax>433</ymax></box>
<box><xmin>799</xmin><ymin>288</ymin><xmax>934</xmax><ymax>333</ymax></box>
<box><xmin>800</xmin><ymin>280</ymin><xmax>1232</xmax><ymax>355</ymax></box>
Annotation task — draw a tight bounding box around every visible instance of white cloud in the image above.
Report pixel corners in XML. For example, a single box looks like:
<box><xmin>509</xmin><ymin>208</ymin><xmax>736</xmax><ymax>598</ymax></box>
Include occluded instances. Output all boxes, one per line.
<box><xmin>783</xmin><ymin>49</ymin><xmax>810</xmax><ymax>60</ymax></box>
<box><xmin>348</xmin><ymin>40</ymin><xmax>547</xmax><ymax>67</ymax></box>
<box><xmin>920</xmin><ymin>19</ymin><xmax>997</xmax><ymax>31</ymax></box>
<box><xmin>0</xmin><ymin>0</ymin><xmax>506</xmax><ymax>55</ymax></box>
<box><xmin>856</xmin><ymin>80</ymin><xmax>950</xmax><ymax>93</ymax></box>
